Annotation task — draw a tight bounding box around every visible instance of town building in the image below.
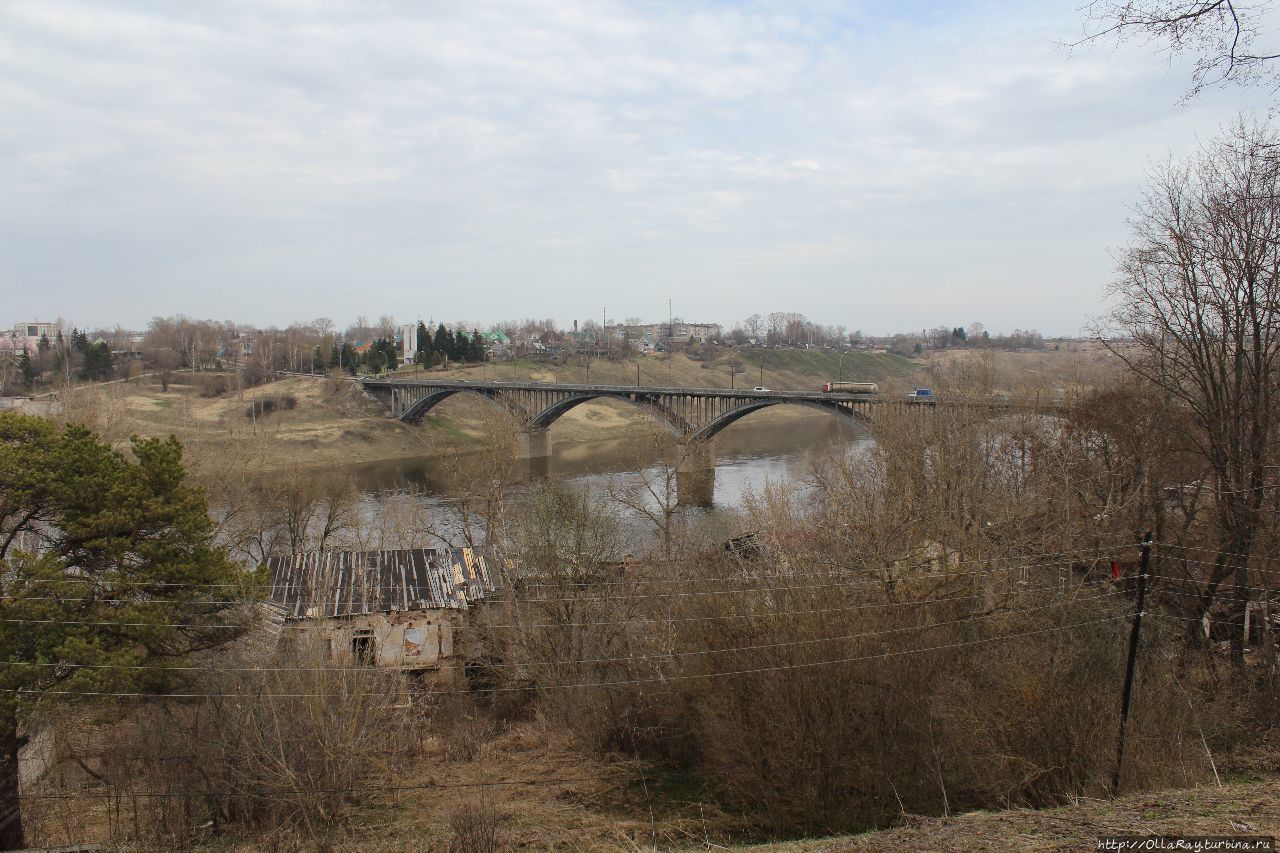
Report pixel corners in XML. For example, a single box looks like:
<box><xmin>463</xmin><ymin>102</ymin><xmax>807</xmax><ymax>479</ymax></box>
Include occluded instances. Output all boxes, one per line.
<box><xmin>12</xmin><ymin>321</ymin><xmax>60</xmax><ymax>340</ymax></box>
<box><xmin>616</xmin><ymin>321</ymin><xmax>722</xmax><ymax>348</ymax></box>
<box><xmin>397</xmin><ymin>323</ymin><xmax>418</xmax><ymax>364</ymax></box>
<box><xmin>479</xmin><ymin>330</ymin><xmax>511</xmax><ymax>359</ymax></box>
<box><xmin>1</xmin><ymin>321</ymin><xmax>62</xmax><ymax>357</ymax></box>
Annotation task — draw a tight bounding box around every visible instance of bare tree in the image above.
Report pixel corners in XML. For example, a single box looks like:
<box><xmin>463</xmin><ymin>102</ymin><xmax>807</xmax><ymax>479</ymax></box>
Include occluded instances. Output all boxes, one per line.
<box><xmin>606</xmin><ymin>426</ymin><xmax>693</xmax><ymax>559</ymax></box>
<box><xmin>1076</xmin><ymin>0</ymin><xmax>1280</xmax><ymax>96</ymax></box>
<box><xmin>433</xmin><ymin>414</ymin><xmax>524</xmax><ymax>548</ymax></box>
<box><xmin>1103</xmin><ymin>119</ymin><xmax>1280</xmax><ymax>663</ymax></box>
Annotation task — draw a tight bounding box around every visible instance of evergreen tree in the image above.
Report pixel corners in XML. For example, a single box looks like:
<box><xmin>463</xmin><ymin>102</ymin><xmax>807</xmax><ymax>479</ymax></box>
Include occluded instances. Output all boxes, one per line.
<box><xmin>328</xmin><ymin>343</ymin><xmax>340</xmax><ymax>370</ymax></box>
<box><xmin>79</xmin><ymin>342</ymin><xmax>113</xmax><ymax>381</ymax></box>
<box><xmin>470</xmin><ymin>329</ymin><xmax>486</xmax><ymax>363</ymax></box>
<box><xmin>36</xmin><ymin>334</ymin><xmax>49</xmax><ymax>355</ymax></box>
<box><xmin>18</xmin><ymin>351</ymin><xmax>35</xmax><ymax>389</ymax></box>
<box><xmin>454</xmin><ymin>330</ymin><xmax>471</xmax><ymax>362</ymax></box>
<box><xmin>0</xmin><ymin>414</ymin><xmax>253</xmax><ymax>848</ymax></box>
<box><xmin>382</xmin><ymin>338</ymin><xmax>399</xmax><ymax>369</ymax></box>
<box><xmin>415</xmin><ymin>322</ymin><xmax>431</xmax><ymax>365</ymax></box>
<box><xmin>434</xmin><ymin>324</ymin><xmax>452</xmax><ymax>363</ymax></box>
<box><xmin>340</xmin><ymin>343</ymin><xmax>357</xmax><ymax>375</ymax></box>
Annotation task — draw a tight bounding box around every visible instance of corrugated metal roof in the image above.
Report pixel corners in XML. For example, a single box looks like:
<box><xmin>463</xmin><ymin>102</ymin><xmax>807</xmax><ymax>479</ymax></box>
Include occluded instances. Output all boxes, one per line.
<box><xmin>265</xmin><ymin>547</ymin><xmax>500</xmax><ymax>621</ymax></box>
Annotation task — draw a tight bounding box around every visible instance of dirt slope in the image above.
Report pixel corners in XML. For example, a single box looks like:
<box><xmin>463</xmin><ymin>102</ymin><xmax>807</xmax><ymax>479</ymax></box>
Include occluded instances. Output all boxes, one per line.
<box><xmin>762</xmin><ymin>778</ymin><xmax>1280</xmax><ymax>852</ymax></box>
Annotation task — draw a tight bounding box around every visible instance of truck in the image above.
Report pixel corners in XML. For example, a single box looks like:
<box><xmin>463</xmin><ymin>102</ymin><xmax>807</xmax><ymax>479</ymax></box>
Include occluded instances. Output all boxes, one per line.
<box><xmin>906</xmin><ymin>388</ymin><xmax>935</xmax><ymax>402</ymax></box>
<box><xmin>821</xmin><ymin>381</ymin><xmax>878</xmax><ymax>394</ymax></box>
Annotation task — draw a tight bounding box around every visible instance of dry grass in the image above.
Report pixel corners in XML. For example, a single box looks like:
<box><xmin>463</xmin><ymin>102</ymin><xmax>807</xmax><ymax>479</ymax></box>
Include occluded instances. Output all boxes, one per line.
<box><xmin>24</xmin><ymin>711</ymin><xmax>1278</xmax><ymax>851</ymax></box>
<box><xmin>924</xmin><ymin>344</ymin><xmax>1121</xmax><ymax>397</ymax></box>
<box><xmin>53</xmin><ymin>351</ymin><xmax>909</xmax><ymax>477</ymax></box>
<box><xmin>761</xmin><ymin>777</ymin><xmax>1280</xmax><ymax>851</ymax></box>
<box><xmin>182</xmin><ymin>715</ymin><xmax>755</xmax><ymax>852</ymax></box>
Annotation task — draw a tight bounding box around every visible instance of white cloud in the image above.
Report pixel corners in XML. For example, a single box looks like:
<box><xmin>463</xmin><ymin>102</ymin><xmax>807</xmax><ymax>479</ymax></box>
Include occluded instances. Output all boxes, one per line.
<box><xmin>0</xmin><ymin>0</ymin><xmax>1268</xmax><ymax>334</ymax></box>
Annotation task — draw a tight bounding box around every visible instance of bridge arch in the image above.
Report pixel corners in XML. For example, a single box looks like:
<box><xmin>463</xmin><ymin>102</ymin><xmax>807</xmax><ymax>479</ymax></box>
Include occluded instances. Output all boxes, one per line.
<box><xmin>527</xmin><ymin>392</ymin><xmax>688</xmax><ymax>436</ymax></box>
<box><xmin>399</xmin><ymin>387</ymin><xmax>515</xmax><ymax>423</ymax></box>
<box><xmin>689</xmin><ymin>398</ymin><xmax>871</xmax><ymax>442</ymax></box>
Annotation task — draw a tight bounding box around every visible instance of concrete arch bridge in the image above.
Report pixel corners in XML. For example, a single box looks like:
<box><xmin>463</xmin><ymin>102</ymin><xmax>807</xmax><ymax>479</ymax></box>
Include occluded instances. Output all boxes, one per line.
<box><xmin>360</xmin><ymin>379</ymin><xmax>925</xmax><ymax>504</ymax></box>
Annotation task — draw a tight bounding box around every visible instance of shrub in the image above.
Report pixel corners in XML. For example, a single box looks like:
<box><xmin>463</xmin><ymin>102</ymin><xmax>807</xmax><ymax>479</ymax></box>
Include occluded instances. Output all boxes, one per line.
<box><xmin>244</xmin><ymin>394</ymin><xmax>297</xmax><ymax>419</ymax></box>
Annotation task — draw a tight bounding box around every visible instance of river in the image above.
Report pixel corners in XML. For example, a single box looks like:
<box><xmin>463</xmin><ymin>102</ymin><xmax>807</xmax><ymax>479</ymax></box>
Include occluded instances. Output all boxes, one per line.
<box><xmin>346</xmin><ymin>414</ymin><xmax>871</xmax><ymax>550</ymax></box>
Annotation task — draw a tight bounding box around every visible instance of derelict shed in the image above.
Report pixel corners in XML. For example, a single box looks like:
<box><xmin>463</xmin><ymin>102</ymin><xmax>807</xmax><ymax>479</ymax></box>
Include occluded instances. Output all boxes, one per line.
<box><xmin>265</xmin><ymin>547</ymin><xmax>502</xmax><ymax>672</ymax></box>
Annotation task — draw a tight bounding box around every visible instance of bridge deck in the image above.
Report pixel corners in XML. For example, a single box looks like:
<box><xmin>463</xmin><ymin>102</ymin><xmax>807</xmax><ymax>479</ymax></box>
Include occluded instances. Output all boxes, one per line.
<box><xmin>360</xmin><ymin>378</ymin><xmax>885</xmax><ymax>402</ymax></box>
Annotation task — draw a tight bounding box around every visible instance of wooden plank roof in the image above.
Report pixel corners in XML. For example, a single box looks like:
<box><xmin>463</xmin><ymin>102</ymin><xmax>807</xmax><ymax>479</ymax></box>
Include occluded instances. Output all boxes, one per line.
<box><xmin>265</xmin><ymin>547</ymin><xmax>499</xmax><ymax>620</ymax></box>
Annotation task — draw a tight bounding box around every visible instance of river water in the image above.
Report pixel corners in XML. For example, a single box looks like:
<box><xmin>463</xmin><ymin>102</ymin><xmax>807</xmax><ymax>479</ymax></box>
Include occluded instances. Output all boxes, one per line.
<box><xmin>346</xmin><ymin>415</ymin><xmax>871</xmax><ymax>549</ymax></box>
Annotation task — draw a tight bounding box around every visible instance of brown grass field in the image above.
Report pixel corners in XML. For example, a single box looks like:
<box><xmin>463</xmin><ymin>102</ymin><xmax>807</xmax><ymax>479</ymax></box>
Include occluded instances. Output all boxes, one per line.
<box><xmin>48</xmin><ymin>349</ymin><xmax>933</xmax><ymax>479</ymax></box>
<box><xmin>52</xmin><ymin>345</ymin><xmax>1118</xmax><ymax>478</ymax></box>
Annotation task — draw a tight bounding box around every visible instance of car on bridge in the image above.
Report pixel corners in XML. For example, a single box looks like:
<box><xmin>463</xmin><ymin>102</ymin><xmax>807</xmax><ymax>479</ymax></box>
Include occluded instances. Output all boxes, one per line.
<box><xmin>752</xmin><ymin>386</ymin><xmax>771</xmax><ymax>393</ymax></box>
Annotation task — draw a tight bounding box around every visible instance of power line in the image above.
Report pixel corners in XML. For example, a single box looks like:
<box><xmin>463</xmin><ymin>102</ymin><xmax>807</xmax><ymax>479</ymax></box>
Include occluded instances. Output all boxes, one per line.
<box><xmin>15</xmin><ymin>775</ymin><xmax>609</xmax><ymax>800</ymax></box>
<box><xmin>0</xmin><ymin>552</ymin><xmax>1126</xmax><ymax>609</ymax></box>
<box><xmin>1155</xmin><ymin>541</ymin><xmax>1280</xmax><ymax>562</ymax></box>
<box><xmin>0</xmin><ymin>543</ymin><xmax>1139</xmax><ymax>615</ymax></box>
<box><xmin>1</xmin><ymin>614</ymin><xmax>1127</xmax><ymax>699</ymax></box>
<box><xmin>1144</xmin><ymin>573</ymin><xmax>1277</xmax><ymax>594</ymax></box>
<box><xmin>0</xmin><ymin>539</ymin><xmax>1139</xmax><ymax>594</ymax></box>
<box><xmin>0</xmin><ymin>587</ymin><xmax>1124</xmax><ymax>675</ymax></box>
<box><xmin>0</xmin><ymin>574</ymin><xmax>1115</xmax><ymax>633</ymax></box>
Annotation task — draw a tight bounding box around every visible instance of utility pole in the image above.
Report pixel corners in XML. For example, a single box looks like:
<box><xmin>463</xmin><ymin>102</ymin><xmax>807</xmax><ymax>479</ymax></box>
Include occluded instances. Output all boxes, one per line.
<box><xmin>1112</xmin><ymin>533</ymin><xmax>1153</xmax><ymax>794</ymax></box>
<box><xmin>668</xmin><ymin>298</ymin><xmax>673</xmax><ymax>385</ymax></box>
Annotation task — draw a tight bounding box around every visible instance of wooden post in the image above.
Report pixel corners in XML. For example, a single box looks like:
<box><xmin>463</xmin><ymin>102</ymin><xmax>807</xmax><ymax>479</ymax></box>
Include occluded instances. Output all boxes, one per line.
<box><xmin>1113</xmin><ymin>533</ymin><xmax>1152</xmax><ymax>794</ymax></box>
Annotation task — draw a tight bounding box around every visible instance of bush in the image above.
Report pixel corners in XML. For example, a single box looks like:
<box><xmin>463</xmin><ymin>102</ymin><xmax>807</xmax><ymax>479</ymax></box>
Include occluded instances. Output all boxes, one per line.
<box><xmin>494</xmin><ymin>553</ymin><xmax>1208</xmax><ymax>837</ymax></box>
<box><xmin>445</xmin><ymin>797</ymin><xmax>507</xmax><ymax>852</ymax></box>
<box><xmin>189</xmin><ymin>373</ymin><xmax>229</xmax><ymax>398</ymax></box>
<box><xmin>244</xmin><ymin>394</ymin><xmax>297</xmax><ymax>419</ymax></box>
<box><xmin>72</xmin><ymin>644</ymin><xmax>424</xmax><ymax>848</ymax></box>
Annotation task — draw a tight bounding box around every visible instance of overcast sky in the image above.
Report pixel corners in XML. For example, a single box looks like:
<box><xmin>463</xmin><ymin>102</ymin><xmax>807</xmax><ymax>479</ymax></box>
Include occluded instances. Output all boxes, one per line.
<box><xmin>0</xmin><ymin>1</ymin><xmax>1269</xmax><ymax>336</ymax></box>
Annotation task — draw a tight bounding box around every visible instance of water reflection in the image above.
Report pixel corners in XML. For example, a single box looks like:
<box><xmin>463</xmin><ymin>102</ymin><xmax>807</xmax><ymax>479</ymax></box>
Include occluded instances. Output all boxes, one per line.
<box><xmin>346</xmin><ymin>415</ymin><xmax>871</xmax><ymax>550</ymax></box>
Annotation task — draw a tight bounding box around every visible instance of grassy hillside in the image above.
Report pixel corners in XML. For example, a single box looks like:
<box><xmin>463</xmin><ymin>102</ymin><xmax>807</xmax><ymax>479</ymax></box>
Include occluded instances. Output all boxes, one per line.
<box><xmin>55</xmin><ymin>349</ymin><xmax>913</xmax><ymax>477</ymax></box>
<box><xmin>398</xmin><ymin>348</ymin><xmax>919</xmax><ymax>392</ymax></box>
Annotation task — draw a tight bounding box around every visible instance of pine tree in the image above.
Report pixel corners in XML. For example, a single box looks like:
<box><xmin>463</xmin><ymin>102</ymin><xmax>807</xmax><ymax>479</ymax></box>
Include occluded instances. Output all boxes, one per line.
<box><xmin>18</xmin><ymin>351</ymin><xmax>35</xmax><ymax>389</ymax></box>
<box><xmin>0</xmin><ymin>414</ymin><xmax>254</xmax><ymax>848</ymax></box>
<box><xmin>434</xmin><ymin>324</ymin><xmax>452</xmax><ymax>364</ymax></box>
<box><xmin>416</xmin><ymin>322</ymin><xmax>431</xmax><ymax>365</ymax></box>
<box><xmin>79</xmin><ymin>342</ymin><xmax>113</xmax><ymax>381</ymax></box>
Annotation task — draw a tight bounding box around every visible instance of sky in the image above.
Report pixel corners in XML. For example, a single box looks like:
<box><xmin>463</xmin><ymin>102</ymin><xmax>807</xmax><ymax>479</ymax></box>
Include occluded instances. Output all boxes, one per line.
<box><xmin>0</xmin><ymin>1</ymin><xmax>1270</xmax><ymax>336</ymax></box>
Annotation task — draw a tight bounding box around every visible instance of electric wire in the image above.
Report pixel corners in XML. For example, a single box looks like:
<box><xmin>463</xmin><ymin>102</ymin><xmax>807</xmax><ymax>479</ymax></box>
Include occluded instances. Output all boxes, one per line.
<box><xmin>0</xmin><ymin>613</ymin><xmax>1127</xmax><ymax>700</ymax></box>
<box><xmin>0</xmin><ymin>586</ymin><xmax>1126</xmax><ymax>675</ymax></box>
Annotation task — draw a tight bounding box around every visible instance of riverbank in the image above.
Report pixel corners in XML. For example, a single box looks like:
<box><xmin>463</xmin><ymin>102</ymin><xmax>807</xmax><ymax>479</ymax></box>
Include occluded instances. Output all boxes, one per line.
<box><xmin>51</xmin><ymin>358</ymin><xmax>883</xmax><ymax>479</ymax></box>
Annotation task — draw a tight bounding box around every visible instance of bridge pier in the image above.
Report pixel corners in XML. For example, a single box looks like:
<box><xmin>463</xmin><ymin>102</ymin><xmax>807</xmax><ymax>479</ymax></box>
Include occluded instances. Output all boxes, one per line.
<box><xmin>517</xmin><ymin>428</ymin><xmax>552</xmax><ymax>460</ymax></box>
<box><xmin>517</xmin><ymin>428</ymin><xmax>552</xmax><ymax>478</ymax></box>
<box><xmin>676</xmin><ymin>439</ymin><xmax>716</xmax><ymax>507</ymax></box>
